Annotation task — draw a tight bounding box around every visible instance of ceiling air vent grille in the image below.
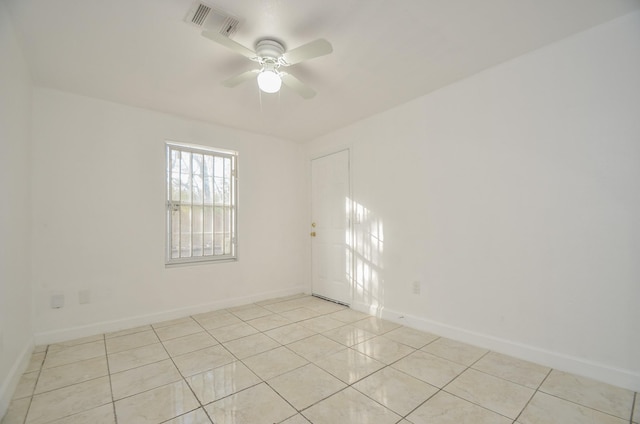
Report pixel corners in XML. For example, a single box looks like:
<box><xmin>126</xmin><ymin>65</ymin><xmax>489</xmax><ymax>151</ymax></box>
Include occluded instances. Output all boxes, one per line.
<box><xmin>185</xmin><ymin>2</ymin><xmax>241</xmax><ymax>38</ymax></box>
<box><xmin>191</xmin><ymin>4</ymin><xmax>211</xmax><ymax>26</ymax></box>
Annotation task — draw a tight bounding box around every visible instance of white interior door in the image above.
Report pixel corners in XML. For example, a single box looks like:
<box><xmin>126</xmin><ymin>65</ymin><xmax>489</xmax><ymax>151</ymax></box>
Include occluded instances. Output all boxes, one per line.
<box><xmin>311</xmin><ymin>150</ymin><xmax>351</xmax><ymax>305</ymax></box>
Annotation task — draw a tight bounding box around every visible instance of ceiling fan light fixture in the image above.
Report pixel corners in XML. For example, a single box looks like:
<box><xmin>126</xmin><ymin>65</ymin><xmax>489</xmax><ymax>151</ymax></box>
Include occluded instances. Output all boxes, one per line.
<box><xmin>257</xmin><ymin>70</ymin><xmax>282</xmax><ymax>93</ymax></box>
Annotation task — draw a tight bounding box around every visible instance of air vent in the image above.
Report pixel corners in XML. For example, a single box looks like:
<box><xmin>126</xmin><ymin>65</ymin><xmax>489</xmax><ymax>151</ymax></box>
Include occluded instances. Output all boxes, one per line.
<box><xmin>185</xmin><ymin>1</ymin><xmax>241</xmax><ymax>38</ymax></box>
<box><xmin>191</xmin><ymin>4</ymin><xmax>211</xmax><ymax>26</ymax></box>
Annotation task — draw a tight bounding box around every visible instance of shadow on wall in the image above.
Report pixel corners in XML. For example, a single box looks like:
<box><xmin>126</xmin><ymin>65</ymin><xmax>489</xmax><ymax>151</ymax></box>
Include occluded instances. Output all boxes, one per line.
<box><xmin>347</xmin><ymin>197</ymin><xmax>385</xmax><ymax>316</ymax></box>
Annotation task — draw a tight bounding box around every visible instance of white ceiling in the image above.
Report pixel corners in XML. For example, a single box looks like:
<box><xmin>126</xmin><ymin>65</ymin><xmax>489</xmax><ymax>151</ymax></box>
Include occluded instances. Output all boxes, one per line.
<box><xmin>5</xmin><ymin>0</ymin><xmax>640</xmax><ymax>142</ymax></box>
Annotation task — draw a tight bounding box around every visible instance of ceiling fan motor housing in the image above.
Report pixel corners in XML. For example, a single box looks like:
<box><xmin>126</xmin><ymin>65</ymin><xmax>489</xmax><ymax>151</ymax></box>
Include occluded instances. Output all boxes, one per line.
<box><xmin>255</xmin><ymin>39</ymin><xmax>285</xmax><ymax>61</ymax></box>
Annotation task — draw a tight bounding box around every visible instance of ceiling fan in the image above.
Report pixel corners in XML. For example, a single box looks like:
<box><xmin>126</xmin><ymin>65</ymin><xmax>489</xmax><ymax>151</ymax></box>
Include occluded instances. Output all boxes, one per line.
<box><xmin>202</xmin><ymin>30</ymin><xmax>333</xmax><ymax>99</ymax></box>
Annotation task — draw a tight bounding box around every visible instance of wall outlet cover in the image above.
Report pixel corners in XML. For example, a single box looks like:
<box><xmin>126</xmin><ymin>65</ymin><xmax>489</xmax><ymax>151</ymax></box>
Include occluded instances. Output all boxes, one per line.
<box><xmin>50</xmin><ymin>294</ymin><xmax>65</xmax><ymax>309</ymax></box>
<box><xmin>79</xmin><ymin>290</ymin><xmax>91</xmax><ymax>304</ymax></box>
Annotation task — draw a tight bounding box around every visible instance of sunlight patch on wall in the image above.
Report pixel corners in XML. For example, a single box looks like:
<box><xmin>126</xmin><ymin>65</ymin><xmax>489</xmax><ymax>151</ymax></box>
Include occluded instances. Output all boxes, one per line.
<box><xmin>347</xmin><ymin>197</ymin><xmax>384</xmax><ymax>315</ymax></box>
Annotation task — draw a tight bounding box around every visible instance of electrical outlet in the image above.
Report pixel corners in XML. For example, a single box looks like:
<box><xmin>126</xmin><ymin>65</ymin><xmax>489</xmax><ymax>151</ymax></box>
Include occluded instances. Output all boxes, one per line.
<box><xmin>50</xmin><ymin>293</ymin><xmax>65</xmax><ymax>309</ymax></box>
<box><xmin>412</xmin><ymin>281</ymin><xmax>421</xmax><ymax>295</ymax></box>
<box><xmin>79</xmin><ymin>290</ymin><xmax>91</xmax><ymax>304</ymax></box>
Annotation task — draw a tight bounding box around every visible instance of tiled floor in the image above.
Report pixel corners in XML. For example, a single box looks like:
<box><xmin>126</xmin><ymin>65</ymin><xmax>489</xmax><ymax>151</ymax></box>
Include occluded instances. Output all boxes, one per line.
<box><xmin>3</xmin><ymin>294</ymin><xmax>638</xmax><ymax>424</ymax></box>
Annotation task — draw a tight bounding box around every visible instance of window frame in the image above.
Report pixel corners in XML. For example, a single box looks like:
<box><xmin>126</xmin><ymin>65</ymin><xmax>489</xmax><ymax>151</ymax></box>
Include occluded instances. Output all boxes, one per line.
<box><xmin>165</xmin><ymin>141</ymin><xmax>238</xmax><ymax>265</ymax></box>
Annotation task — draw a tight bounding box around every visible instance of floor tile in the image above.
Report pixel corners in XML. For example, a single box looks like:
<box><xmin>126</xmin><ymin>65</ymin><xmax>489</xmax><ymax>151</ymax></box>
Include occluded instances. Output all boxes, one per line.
<box><xmin>280</xmin><ymin>414</ymin><xmax>311</xmax><ymax>424</ymax></box>
<box><xmin>204</xmin><ymin>383</ymin><xmax>297</xmax><ymax>424</ymax></box>
<box><xmin>315</xmin><ymin>348</ymin><xmax>385</xmax><ymax>384</ymax></box>
<box><xmin>445</xmin><ymin>368</ymin><xmax>534</xmax><ymax>419</ymax></box>
<box><xmin>25</xmin><ymin>352</ymin><xmax>46</xmax><ymax>373</ymax></box>
<box><xmin>33</xmin><ymin>345</ymin><xmax>47</xmax><ymax>353</ymax></box>
<box><xmin>229</xmin><ymin>305</ymin><xmax>272</xmax><ymax>321</ymax></box>
<box><xmin>302</xmin><ymin>387</ymin><xmax>401</xmax><ymax>424</ymax></box>
<box><xmin>114</xmin><ymin>381</ymin><xmax>199</xmax><ymax>424</ymax></box>
<box><xmin>383</xmin><ymin>326</ymin><xmax>439</xmax><ymax>349</ymax></box>
<box><xmin>392</xmin><ymin>350</ymin><xmax>466</xmax><ymax>388</ymax></box>
<box><xmin>539</xmin><ymin>370</ymin><xmax>634</xmax><ymax>419</ymax></box>
<box><xmin>105</xmin><ymin>325</ymin><xmax>151</xmax><ymax>339</ymax></box>
<box><xmin>207</xmin><ymin>322</ymin><xmax>258</xmax><ymax>342</ymax></box>
<box><xmin>303</xmin><ymin>299</ymin><xmax>347</xmax><ymax>314</ymax></box>
<box><xmin>280</xmin><ymin>307</ymin><xmax>323</xmax><ymax>322</ymax></box>
<box><xmin>151</xmin><ymin>316</ymin><xmax>194</xmax><ymax>328</ymax></box>
<box><xmin>110</xmin><ymin>358</ymin><xmax>182</xmax><ymax>400</ymax></box>
<box><xmin>107</xmin><ymin>342</ymin><xmax>168</xmax><ymax>373</ymax></box>
<box><xmin>322</xmin><ymin>325</ymin><xmax>376</xmax><ymax>347</ymax></box>
<box><xmin>287</xmin><ymin>334</ymin><xmax>346</xmax><ymax>362</ymax></box>
<box><xmin>222</xmin><ymin>333</ymin><xmax>280</xmax><ymax>359</ymax></box>
<box><xmin>154</xmin><ymin>321</ymin><xmax>203</xmax><ymax>341</ymax></box>
<box><xmin>24</xmin><ymin>352</ymin><xmax>46</xmax><ymax>372</ymax></box>
<box><xmin>185</xmin><ymin>361</ymin><xmax>261</xmax><ymax>404</ymax></box>
<box><xmin>1</xmin><ymin>398</ymin><xmax>31</xmax><ymax>424</ymax></box>
<box><xmin>243</xmin><ymin>346</ymin><xmax>308</xmax><ymax>380</ymax></box>
<box><xmin>47</xmin><ymin>403</ymin><xmax>115</xmax><ymax>424</ymax></box>
<box><xmin>407</xmin><ymin>391</ymin><xmax>512</xmax><ymax>424</ymax></box>
<box><xmin>268</xmin><ymin>364</ymin><xmax>347</xmax><ymax>410</ymax></box>
<box><xmin>163</xmin><ymin>408</ymin><xmax>213</xmax><ymax>424</ymax></box>
<box><xmin>421</xmin><ymin>337</ymin><xmax>488</xmax><ymax>366</ymax></box>
<box><xmin>246</xmin><ymin>314</ymin><xmax>292</xmax><ymax>331</ymax></box>
<box><xmin>518</xmin><ymin>391</ymin><xmax>628</xmax><ymax>424</ymax></box>
<box><xmin>262</xmin><ymin>297</ymin><xmax>312</xmax><ymax>313</ymax></box>
<box><xmin>327</xmin><ymin>308</ymin><xmax>369</xmax><ymax>323</ymax></box>
<box><xmin>192</xmin><ymin>308</ymin><xmax>228</xmax><ymax>322</ymax></box>
<box><xmin>162</xmin><ymin>331</ymin><xmax>218</xmax><ymax>357</ymax></box>
<box><xmin>105</xmin><ymin>330</ymin><xmax>159</xmax><ymax>354</ymax></box>
<box><xmin>299</xmin><ymin>316</ymin><xmax>345</xmax><ymax>333</ymax></box>
<box><xmin>43</xmin><ymin>341</ymin><xmax>105</xmax><ymax>368</ymax></box>
<box><xmin>353</xmin><ymin>336</ymin><xmax>415</xmax><ymax>364</ymax></box>
<box><xmin>351</xmin><ymin>316</ymin><xmax>401</xmax><ymax>335</ymax></box>
<box><xmin>352</xmin><ymin>367</ymin><xmax>438</xmax><ymax>416</ymax></box>
<box><xmin>12</xmin><ymin>371</ymin><xmax>38</xmax><ymax>399</ymax></box>
<box><xmin>472</xmin><ymin>351</ymin><xmax>550</xmax><ymax>389</ymax></box>
<box><xmin>26</xmin><ymin>377</ymin><xmax>111</xmax><ymax>424</ymax></box>
<box><xmin>11</xmin><ymin>295</ymin><xmax>637</xmax><ymax>424</ymax></box>
<box><xmin>255</xmin><ymin>293</ymin><xmax>307</xmax><ymax>307</ymax></box>
<box><xmin>49</xmin><ymin>334</ymin><xmax>104</xmax><ymax>348</ymax></box>
<box><xmin>173</xmin><ymin>345</ymin><xmax>235</xmax><ymax>377</ymax></box>
<box><xmin>35</xmin><ymin>356</ymin><xmax>108</xmax><ymax>394</ymax></box>
<box><xmin>265</xmin><ymin>323</ymin><xmax>317</xmax><ymax>345</ymax></box>
<box><xmin>195</xmin><ymin>312</ymin><xmax>243</xmax><ymax>330</ymax></box>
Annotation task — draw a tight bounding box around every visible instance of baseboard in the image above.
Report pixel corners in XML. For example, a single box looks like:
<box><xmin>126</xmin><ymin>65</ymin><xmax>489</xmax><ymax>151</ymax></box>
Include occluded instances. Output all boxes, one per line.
<box><xmin>0</xmin><ymin>339</ymin><xmax>33</xmax><ymax>419</ymax></box>
<box><xmin>350</xmin><ymin>302</ymin><xmax>640</xmax><ymax>392</ymax></box>
<box><xmin>34</xmin><ymin>285</ymin><xmax>308</xmax><ymax>346</ymax></box>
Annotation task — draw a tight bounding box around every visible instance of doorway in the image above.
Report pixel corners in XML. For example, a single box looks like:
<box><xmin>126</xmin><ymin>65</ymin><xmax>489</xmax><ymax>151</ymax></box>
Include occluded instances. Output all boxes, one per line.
<box><xmin>310</xmin><ymin>150</ymin><xmax>351</xmax><ymax>305</ymax></box>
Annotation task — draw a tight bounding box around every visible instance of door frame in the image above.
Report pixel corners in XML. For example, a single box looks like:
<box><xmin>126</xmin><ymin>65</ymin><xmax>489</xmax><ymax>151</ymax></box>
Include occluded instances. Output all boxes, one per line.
<box><xmin>310</xmin><ymin>148</ymin><xmax>353</xmax><ymax>306</ymax></box>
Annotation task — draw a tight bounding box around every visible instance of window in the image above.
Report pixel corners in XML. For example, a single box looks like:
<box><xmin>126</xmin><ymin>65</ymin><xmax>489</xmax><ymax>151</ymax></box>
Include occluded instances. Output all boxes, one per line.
<box><xmin>166</xmin><ymin>142</ymin><xmax>237</xmax><ymax>264</ymax></box>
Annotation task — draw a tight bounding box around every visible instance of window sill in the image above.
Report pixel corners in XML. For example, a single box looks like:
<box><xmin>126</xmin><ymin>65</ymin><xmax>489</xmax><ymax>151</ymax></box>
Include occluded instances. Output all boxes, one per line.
<box><xmin>165</xmin><ymin>257</ymin><xmax>238</xmax><ymax>268</ymax></box>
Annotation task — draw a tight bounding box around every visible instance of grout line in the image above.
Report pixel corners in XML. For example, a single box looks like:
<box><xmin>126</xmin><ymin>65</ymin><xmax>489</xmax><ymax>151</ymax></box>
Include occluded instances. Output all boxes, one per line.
<box><xmin>216</xmin><ymin>298</ymin><xmax>358</xmax><ymax>422</ymax></box>
<box><xmin>150</xmin><ymin>324</ymin><xmax>207</xmax><ymax>422</ymax></box>
<box><xmin>630</xmin><ymin>391</ymin><xmax>636</xmax><ymax>424</ymax></box>
<box><xmin>103</xmin><ymin>334</ymin><xmax>118</xmax><ymax>424</ymax></box>
<box><xmin>511</xmin><ymin>367</ymin><xmax>552</xmax><ymax>423</ymax></box>
<box><xmin>18</xmin><ymin>346</ymin><xmax>48</xmax><ymax>424</ymax></box>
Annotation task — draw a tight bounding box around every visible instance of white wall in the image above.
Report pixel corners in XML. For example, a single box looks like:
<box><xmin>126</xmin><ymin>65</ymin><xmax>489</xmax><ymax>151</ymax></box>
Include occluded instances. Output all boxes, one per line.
<box><xmin>30</xmin><ymin>88</ymin><xmax>309</xmax><ymax>343</ymax></box>
<box><xmin>307</xmin><ymin>11</ymin><xmax>640</xmax><ymax>391</ymax></box>
<box><xmin>0</xmin><ymin>0</ymin><xmax>34</xmax><ymax>416</ymax></box>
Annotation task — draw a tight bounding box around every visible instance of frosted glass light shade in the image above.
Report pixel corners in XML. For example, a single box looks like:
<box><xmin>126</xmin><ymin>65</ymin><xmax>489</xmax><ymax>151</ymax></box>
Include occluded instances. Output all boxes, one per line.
<box><xmin>257</xmin><ymin>70</ymin><xmax>282</xmax><ymax>93</ymax></box>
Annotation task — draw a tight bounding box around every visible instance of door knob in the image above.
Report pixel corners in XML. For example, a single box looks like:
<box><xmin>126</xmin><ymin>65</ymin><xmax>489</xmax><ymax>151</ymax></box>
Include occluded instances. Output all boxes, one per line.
<box><xmin>310</xmin><ymin>231</ymin><xmax>316</xmax><ymax>237</ymax></box>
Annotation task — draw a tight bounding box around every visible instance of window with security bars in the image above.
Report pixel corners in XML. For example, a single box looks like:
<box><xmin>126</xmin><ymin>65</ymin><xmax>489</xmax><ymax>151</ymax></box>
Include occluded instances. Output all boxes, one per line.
<box><xmin>166</xmin><ymin>142</ymin><xmax>237</xmax><ymax>264</ymax></box>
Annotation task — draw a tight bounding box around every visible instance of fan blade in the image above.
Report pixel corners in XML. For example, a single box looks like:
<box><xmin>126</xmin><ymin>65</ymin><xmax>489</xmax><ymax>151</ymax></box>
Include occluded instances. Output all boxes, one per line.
<box><xmin>281</xmin><ymin>39</ymin><xmax>333</xmax><ymax>65</ymax></box>
<box><xmin>222</xmin><ymin>69</ymin><xmax>259</xmax><ymax>87</ymax></box>
<box><xmin>202</xmin><ymin>30</ymin><xmax>257</xmax><ymax>60</ymax></box>
<box><xmin>280</xmin><ymin>72</ymin><xmax>316</xmax><ymax>99</ymax></box>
